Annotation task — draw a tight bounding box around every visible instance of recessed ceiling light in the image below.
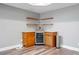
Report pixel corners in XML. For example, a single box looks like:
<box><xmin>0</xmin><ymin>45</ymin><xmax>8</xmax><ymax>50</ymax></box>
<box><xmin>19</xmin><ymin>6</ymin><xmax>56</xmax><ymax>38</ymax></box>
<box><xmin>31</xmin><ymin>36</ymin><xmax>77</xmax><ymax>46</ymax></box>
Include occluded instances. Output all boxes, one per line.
<box><xmin>28</xmin><ymin>3</ymin><xmax>52</xmax><ymax>6</ymax></box>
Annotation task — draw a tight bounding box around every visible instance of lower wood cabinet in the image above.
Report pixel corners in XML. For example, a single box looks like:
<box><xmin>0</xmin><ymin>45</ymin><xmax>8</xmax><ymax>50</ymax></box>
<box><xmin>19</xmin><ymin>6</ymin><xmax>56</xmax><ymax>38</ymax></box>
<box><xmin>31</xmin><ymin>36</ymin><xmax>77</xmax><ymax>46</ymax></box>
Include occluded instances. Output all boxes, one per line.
<box><xmin>45</xmin><ymin>32</ymin><xmax>57</xmax><ymax>47</ymax></box>
<box><xmin>22</xmin><ymin>32</ymin><xmax>35</xmax><ymax>47</ymax></box>
<box><xmin>22</xmin><ymin>32</ymin><xmax>57</xmax><ymax>48</ymax></box>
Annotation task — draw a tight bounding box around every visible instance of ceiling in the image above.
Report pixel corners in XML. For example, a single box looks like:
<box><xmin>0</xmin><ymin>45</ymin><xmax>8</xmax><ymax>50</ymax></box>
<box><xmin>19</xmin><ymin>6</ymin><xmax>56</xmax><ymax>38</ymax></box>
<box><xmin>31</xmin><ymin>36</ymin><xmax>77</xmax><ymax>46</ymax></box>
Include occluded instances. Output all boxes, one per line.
<box><xmin>4</xmin><ymin>3</ymin><xmax>77</xmax><ymax>14</ymax></box>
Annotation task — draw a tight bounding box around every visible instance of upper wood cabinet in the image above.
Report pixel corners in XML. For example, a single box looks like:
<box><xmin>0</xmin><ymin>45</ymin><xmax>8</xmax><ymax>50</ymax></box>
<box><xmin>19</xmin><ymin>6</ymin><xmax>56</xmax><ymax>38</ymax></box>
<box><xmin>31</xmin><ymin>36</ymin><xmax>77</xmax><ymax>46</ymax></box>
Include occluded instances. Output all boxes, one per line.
<box><xmin>22</xmin><ymin>32</ymin><xmax>35</xmax><ymax>47</ymax></box>
<box><xmin>45</xmin><ymin>32</ymin><xmax>57</xmax><ymax>47</ymax></box>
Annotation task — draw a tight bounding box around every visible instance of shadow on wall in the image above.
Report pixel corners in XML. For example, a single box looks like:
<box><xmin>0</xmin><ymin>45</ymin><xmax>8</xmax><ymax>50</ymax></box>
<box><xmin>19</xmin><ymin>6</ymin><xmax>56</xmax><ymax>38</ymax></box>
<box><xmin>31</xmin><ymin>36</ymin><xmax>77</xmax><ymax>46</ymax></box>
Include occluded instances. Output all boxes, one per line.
<box><xmin>57</xmin><ymin>35</ymin><xmax>63</xmax><ymax>48</ymax></box>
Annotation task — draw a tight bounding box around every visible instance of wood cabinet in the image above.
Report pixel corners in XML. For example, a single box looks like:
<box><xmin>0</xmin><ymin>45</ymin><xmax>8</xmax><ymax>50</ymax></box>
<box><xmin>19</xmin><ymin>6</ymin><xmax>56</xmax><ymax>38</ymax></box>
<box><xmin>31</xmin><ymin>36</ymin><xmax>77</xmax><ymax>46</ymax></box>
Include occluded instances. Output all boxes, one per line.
<box><xmin>45</xmin><ymin>32</ymin><xmax>57</xmax><ymax>47</ymax></box>
<box><xmin>22</xmin><ymin>32</ymin><xmax>35</xmax><ymax>47</ymax></box>
<box><xmin>22</xmin><ymin>32</ymin><xmax>57</xmax><ymax>48</ymax></box>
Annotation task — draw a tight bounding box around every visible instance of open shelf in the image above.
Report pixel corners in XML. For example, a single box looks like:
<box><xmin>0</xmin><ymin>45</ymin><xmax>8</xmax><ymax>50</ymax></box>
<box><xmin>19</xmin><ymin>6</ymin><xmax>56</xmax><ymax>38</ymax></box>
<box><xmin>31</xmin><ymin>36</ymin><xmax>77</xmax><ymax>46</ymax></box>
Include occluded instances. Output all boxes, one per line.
<box><xmin>26</xmin><ymin>24</ymin><xmax>53</xmax><ymax>26</ymax></box>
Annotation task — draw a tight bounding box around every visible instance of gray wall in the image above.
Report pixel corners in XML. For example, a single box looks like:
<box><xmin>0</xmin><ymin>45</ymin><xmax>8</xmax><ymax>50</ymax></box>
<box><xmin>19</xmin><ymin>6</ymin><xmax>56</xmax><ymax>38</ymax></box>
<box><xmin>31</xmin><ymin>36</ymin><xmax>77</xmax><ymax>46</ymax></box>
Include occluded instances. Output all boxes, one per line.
<box><xmin>0</xmin><ymin>4</ymin><xmax>39</xmax><ymax>48</ymax></box>
<box><xmin>40</xmin><ymin>4</ymin><xmax>79</xmax><ymax>48</ymax></box>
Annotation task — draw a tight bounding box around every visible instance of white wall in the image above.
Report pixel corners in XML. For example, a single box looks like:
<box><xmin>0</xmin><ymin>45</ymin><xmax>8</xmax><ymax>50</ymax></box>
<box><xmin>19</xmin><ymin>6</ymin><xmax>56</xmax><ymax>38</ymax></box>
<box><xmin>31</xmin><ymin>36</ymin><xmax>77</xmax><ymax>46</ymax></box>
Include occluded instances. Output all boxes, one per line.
<box><xmin>51</xmin><ymin>22</ymin><xmax>79</xmax><ymax>48</ymax></box>
<box><xmin>0</xmin><ymin>20</ymin><xmax>26</xmax><ymax>48</ymax></box>
<box><xmin>0</xmin><ymin>4</ymin><xmax>39</xmax><ymax>48</ymax></box>
<box><xmin>40</xmin><ymin>4</ymin><xmax>79</xmax><ymax>48</ymax></box>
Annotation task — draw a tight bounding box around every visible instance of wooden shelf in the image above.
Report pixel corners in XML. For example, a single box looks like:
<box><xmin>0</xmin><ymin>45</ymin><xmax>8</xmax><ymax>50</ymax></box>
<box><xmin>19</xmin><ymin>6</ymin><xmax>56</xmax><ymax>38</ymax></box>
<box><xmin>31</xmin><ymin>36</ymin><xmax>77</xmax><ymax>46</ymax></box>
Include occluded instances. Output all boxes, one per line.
<box><xmin>26</xmin><ymin>24</ymin><xmax>53</xmax><ymax>26</ymax></box>
<box><xmin>27</xmin><ymin>17</ymin><xmax>53</xmax><ymax>20</ymax></box>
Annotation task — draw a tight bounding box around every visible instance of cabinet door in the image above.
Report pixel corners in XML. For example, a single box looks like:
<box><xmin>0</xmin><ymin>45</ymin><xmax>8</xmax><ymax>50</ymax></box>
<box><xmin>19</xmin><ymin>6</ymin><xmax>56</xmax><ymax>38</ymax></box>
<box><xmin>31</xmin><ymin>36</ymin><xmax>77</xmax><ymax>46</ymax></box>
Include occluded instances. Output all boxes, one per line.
<box><xmin>22</xmin><ymin>32</ymin><xmax>35</xmax><ymax>47</ymax></box>
<box><xmin>45</xmin><ymin>32</ymin><xmax>57</xmax><ymax>47</ymax></box>
<box><xmin>52</xmin><ymin>32</ymin><xmax>57</xmax><ymax>47</ymax></box>
<box><xmin>45</xmin><ymin>32</ymin><xmax>52</xmax><ymax>47</ymax></box>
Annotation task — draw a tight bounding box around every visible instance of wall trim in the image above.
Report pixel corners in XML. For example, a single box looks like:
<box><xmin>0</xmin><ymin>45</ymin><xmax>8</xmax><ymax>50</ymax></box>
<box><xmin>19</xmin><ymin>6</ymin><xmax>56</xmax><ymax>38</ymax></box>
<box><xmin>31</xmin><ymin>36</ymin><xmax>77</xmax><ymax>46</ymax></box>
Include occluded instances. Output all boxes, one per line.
<box><xmin>61</xmin><ymin>45</ymin><xmax>79</xmax><ymax>52</ymax></box>
<box><xmin>0</xmin><ymin>44</ymin><xmax>22</xmax><ymax>52</ymax></box>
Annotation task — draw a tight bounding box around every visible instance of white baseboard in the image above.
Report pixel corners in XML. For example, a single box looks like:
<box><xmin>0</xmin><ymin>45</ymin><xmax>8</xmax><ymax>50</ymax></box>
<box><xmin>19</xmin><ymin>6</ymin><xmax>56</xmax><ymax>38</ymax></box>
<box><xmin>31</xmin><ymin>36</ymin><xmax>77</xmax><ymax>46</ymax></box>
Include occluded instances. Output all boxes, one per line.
<box><xmin>61</xmin><ymin>45</ymin><xmax>79</xmax><ymax>52</ymax></box>
<box><xmin>0</xmin><ymin>44</ymin><xmax>22</xmax><ymax>52</ymax></box>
